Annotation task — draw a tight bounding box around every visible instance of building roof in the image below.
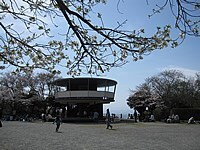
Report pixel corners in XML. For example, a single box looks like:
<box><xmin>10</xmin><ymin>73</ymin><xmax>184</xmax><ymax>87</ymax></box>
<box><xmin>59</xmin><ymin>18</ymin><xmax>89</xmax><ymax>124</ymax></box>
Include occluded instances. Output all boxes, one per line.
<box><xmin>51</xmin><ymin>77</ymin><xmax>117</xmax><ymax>87</ymax></box>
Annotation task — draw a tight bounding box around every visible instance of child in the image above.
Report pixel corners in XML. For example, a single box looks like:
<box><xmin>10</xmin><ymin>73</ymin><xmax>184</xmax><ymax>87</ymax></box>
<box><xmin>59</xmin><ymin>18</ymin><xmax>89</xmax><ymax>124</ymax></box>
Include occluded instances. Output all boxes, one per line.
<box><xmin>53</xmin><ymin>116</ymin><xmax>62</xmax><ymax>132</ymax></box>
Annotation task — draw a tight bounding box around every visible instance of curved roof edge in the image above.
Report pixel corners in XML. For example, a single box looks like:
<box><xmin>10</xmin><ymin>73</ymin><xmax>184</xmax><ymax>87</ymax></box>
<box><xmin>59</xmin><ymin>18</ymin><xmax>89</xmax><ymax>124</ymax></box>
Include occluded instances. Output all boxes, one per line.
<box><xmin>51</xmin><ymin>77</ymin><xmax>117</xmax><ymax>87</ymax></box>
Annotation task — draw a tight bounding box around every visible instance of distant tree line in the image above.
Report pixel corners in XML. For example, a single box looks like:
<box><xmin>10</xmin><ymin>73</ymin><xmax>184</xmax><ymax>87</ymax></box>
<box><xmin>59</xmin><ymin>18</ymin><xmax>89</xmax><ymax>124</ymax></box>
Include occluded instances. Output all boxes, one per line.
<box><xmin>0</xmin><ymin>71</ymin><xmax>59</xmax><ymax>120</ymax></box>
<box><xmin>127</xmin><ymin>70</ymin><xmax>200</xmax><ymax>120</ymax></box>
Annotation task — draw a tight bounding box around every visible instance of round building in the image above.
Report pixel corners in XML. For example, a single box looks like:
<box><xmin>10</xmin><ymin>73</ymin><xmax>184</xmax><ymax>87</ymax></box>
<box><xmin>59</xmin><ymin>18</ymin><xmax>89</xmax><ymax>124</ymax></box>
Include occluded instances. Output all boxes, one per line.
<box><xmin>51</xmin><ymin>77</ymin><xmax>117</xmax><ymax>120</ymax></box>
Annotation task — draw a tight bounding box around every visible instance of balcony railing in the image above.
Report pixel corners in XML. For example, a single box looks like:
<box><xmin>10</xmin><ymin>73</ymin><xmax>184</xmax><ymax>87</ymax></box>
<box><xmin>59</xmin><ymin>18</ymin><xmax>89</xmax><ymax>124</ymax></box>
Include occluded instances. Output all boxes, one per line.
<box><xmin>55</xmin><ymin>91</ymin><xmax>114</xmax><ymax>100</ymax></box>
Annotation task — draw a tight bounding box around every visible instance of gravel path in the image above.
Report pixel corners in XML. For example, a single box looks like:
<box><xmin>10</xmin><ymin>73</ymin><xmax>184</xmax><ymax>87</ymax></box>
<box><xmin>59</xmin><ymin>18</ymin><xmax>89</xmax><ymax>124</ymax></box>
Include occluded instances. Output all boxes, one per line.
<box><xmin>0</xmin><ymin>121</ymin><xmax>199</xmax><ymax>150</ymax></box>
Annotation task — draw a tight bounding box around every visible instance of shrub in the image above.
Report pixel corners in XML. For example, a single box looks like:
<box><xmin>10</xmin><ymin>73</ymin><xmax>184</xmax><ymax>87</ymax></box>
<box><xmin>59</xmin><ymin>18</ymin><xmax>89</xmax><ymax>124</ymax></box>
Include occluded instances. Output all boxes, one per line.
<box><xmin>153</xmin><ymin>108</ymin><xmax>162</xmax><ymax>121</ymax></box>
<box><xmin>171</xmin><ymin>108</ymin><xmax>200</xmax><ymax>120</ymax></box>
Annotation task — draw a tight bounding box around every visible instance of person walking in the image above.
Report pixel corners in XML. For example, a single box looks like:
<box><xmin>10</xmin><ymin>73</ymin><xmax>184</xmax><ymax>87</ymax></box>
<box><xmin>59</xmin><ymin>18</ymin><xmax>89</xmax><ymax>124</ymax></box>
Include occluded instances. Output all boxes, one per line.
<box><xmin>106</xmin><ymin>109</ymin><xmax>112</xmax><ymax>129</ymax></box>
<box><xmin>134</xmin><ymin>110</ymin><xmax>138</xmax><ymax>123</ymax></box>
<box><xmin>0</xmin><ymin>120</ymin><xmax>2</xmax><ymax>127</ymax></box>
<box><xmin>53</xmin><ymin>116</ymin><xmax>62</xmax><ymax>132</ymax></box>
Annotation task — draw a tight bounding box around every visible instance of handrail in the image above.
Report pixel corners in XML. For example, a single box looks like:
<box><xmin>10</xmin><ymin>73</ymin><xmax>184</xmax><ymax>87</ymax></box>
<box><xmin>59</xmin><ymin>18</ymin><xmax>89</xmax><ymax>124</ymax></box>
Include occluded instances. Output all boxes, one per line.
<box><xmin>55</xmin><ymin>91</ymin><xmax>114</xmax><ymax>99</ymax></box>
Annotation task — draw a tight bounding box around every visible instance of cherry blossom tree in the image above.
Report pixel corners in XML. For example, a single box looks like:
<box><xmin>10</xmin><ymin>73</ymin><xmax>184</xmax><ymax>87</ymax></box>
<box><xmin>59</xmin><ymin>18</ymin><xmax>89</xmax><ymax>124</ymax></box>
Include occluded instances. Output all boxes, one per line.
<box><xmin>127</xmin><ymin>70</ymin><xmax>200</xmax><ymax>120</ymax></box>
<box><xmin>0</xmin><ymin>71</ymin><xmax>58</xmax><ymax>117</ymax></box>
<box><xmin>0</xmin><ymin>0</ymin><xmax>199</xmax><ymax>75</ymax></box>
<box><xmin>127</xmin><ymin>70</ymin><xmax>200</xmax><ymax>111</ymax></box>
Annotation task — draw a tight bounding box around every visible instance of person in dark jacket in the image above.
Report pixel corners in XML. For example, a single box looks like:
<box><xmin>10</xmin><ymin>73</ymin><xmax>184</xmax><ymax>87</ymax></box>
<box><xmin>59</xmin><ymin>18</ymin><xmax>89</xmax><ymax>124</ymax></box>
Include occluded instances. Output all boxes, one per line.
<box><xmin>106</xmin><ymin>109</ymin><xmax>112</xmax><ymax>129</ymax></box>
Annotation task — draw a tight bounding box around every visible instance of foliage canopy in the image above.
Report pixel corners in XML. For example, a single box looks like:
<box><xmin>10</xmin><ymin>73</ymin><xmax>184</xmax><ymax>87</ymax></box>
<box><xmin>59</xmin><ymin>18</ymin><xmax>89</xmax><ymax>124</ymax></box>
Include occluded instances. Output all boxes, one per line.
<box><xmin>127</xmin><ymin>70</ymin><xmax>200</xmax><ymax>113</ymax></box>
<box><xmin>0</xmin><ymin>0</ymin><xmax>199</xmax><ymax>75</ymax></box>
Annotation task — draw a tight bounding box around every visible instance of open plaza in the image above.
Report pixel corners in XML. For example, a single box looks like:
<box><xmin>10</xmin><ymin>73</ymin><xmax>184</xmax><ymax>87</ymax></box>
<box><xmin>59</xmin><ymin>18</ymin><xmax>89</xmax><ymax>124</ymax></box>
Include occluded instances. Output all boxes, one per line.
<box><xmin>0</xmin><ymin>121</ymin><xmax>199</xmax><ymax>150</ymax></box>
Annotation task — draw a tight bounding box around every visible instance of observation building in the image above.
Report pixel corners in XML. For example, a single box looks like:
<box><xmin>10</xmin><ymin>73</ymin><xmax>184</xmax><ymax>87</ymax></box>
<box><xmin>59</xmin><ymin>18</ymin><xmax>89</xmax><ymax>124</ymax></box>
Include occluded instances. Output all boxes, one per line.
<box><xmin>51</xmin><ymin>77</ymin><xmax>117</xmax><ymax>119</ymax></box>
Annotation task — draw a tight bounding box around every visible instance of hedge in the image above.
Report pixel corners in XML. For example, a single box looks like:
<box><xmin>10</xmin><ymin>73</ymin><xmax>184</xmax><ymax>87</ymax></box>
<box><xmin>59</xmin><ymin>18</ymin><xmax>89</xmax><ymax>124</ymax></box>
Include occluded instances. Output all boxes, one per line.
<box><xmin>171</xmin><ymin>108</ymin><xmax>200</xmax><ymax>120</ymax></box>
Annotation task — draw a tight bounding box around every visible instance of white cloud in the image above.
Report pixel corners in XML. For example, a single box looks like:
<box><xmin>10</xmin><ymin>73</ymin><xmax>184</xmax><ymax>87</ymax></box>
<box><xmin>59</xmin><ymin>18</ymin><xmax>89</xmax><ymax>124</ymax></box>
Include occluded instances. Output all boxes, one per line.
<box><xmin>160</xmin><ymin>65</ymin><xmax>199</xmax><ymax>78</ymax></box>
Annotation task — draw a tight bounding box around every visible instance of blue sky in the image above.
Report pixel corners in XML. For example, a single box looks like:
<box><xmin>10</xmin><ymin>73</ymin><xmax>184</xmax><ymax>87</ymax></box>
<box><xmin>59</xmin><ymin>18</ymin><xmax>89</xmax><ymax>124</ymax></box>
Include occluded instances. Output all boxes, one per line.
<box><xmin>86</xmin><ymin>0</ymin><xmax>200</xmax><ymax>114</ymax></box>
<box><xmin>103</xmin><ymin>35</ymin><xmax>199</xmax><ymax>114</ymax></box>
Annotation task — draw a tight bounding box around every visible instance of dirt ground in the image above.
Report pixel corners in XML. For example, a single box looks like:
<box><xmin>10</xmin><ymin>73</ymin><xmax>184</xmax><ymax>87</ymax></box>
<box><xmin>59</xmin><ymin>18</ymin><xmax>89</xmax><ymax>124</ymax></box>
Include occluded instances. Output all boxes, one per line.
<box><xmin>0</xmin><ymin>121</ymin><xmax>199</xmax><ymax>150</ymax></box>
